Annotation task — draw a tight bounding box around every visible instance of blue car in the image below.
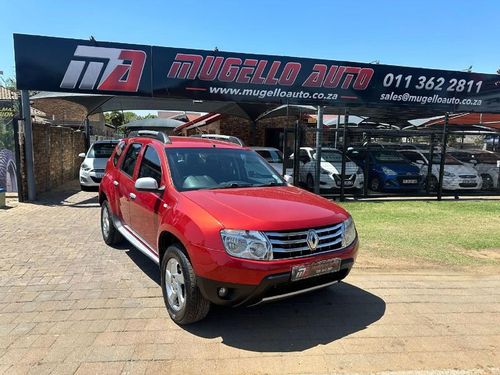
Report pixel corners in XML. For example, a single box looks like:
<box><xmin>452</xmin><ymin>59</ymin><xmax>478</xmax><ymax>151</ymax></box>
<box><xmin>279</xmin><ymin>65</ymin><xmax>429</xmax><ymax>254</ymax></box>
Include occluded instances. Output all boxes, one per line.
<box><xmin>346</xmin><ymin>148</ymin><xmax>423</xmax><ymax>192</ymax></box>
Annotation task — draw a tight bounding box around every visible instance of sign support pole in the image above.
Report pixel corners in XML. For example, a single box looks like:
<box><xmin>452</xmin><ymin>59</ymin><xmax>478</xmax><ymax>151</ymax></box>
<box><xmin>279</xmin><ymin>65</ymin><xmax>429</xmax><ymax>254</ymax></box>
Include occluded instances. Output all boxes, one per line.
<box><xmin>20</xmin><ymin>90</ymin><xmax>36</xmax><ymax>201</ymax></box>
<box><xmin>84</xmin><ymin>116</ymin><xmax>90</xmax><ymax>151</ymax></box>
<box><xmin>340</xmin><ymin>109</ymin><xmax>349</xmax><ymax>202</ymax></box>
<box><xmin>437</xmin><ymin>112</ymin><xmax>449</xmax><ymax>201</ymax></box>
<box><xmin>314</xmin><ymin>106</ymin><xmax>323</xmax><ymax>194</ymax></box>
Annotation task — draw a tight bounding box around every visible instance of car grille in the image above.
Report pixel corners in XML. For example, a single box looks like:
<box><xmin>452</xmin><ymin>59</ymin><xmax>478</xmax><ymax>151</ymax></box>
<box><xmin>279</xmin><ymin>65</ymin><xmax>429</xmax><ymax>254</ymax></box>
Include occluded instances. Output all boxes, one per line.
<box><xmin>459</xmin><ymin>182</ymin><xmax>477</xmax><ymax>187</ymax></box>
<box><xmin>459</xmin><ymin>175</ymin><xmax>476</xmax><ymax>179</ymax></box>
<box><xmin>90</xmin><ymin>176</ymin><xmax>102</xmax><ymax>183</ymax></box>
<box><xmin>265</xmin><ymin>223</ymin><xmax>344</xmax><ymax>260</ymax></box>
<box><xmin>333</xmin><ymin>174</ymin><xmax>355</xmax><ymax>182</ymax></box>
<box><xmin>93</xmin><ymin>169</ymin><xmax>105</xmax><ymax>173</ymax></box>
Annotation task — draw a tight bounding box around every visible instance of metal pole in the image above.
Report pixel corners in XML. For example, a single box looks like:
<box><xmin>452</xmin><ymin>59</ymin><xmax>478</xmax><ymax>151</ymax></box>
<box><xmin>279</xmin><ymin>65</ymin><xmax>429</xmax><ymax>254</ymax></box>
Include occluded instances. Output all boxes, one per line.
<box><xmin>314</xmin><ymin>106</ymin><xmax>323</xmax><ymax>194</ymax></box>
<box><xmin>20</xmin><ymin>90</ymin><xmax>36</xmax><ymax>201</ymax></box>
<box><xmin>293</xmin><ymin>120</ymin><xmax>300</xmax><ymax>185</ymax></box>
<box><xmin>282</xmin><ymin>128</ymin><xmax>288</xmax><ymax>178</ymax></box>
<box><xmin>426</xmin><ymin>134</ymin><xmax>435</xmax><ymax>194</ymax></box>
<box><xmin>437</xmin><ymin>113</ymin><xmax>449</xmax><ymax>201</ymax></box>
<box><xmin>340</xmin><ymin>109</ymin><xmax>349</xmax><ymax>201</ymax></box>
<box><xmin>334</xmin><ymin>114</ymin><xmax>340</xmax><ymax>148</ymax></box>
<box><xmin>84</xmin><ymin>116</ymin><xmax>91</xmax><ymax>150</ymax></box>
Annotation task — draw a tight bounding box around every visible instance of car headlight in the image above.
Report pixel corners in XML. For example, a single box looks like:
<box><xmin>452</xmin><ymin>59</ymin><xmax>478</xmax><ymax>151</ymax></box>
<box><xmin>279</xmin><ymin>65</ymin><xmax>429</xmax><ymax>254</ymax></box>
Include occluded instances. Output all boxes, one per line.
<box><xmin>443</xmin><ymin>171</ymin><xmax>456</xmax><ymax>177</ymax></box>
<box><xmin>342</xmin><ymin>217</ymin><xmax>357</xmax><ymax>247</ymax></box>
<box><xmin>81</xmin><ymin>164</ymin><xmax>91</xmax><ymax>172</ymax></box>
<box><xmin>381</xmin><ymin>166</ymin><xmax>397</xmax><ymax>176</ymax></box>
<box><xmin>220</xmin><ymin>230</ymin><xmax>272</xmax><ymax>260</ymax></box>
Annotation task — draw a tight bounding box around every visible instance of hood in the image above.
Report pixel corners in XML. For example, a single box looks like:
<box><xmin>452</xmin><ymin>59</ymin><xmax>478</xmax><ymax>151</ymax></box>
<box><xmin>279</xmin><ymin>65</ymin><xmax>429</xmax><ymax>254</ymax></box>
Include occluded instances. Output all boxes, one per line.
<box><xmin>182</xmin><ymin>186</ymin><xmax>349</xmax><ymax>231</ymax></box>
<box><xmin>322</xmin><ymin>161</ymin><xmax>359</xmax><ymax>175</ymax></box>
<box><xmin>376</xmin><ymin>162</ymin><xmax>420</xmax><ymax>175</ymax></box>
<box><xmin>84</xmin><ymin>157</ymin><xmax>108</xmax><ymax>170</ymax></box>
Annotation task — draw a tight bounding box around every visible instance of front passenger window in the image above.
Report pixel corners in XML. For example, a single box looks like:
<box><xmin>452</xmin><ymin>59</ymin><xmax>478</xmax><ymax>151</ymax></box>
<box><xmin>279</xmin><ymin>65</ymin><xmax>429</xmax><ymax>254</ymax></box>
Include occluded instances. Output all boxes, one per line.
<box><xmin>138</xmin><ymin>146</ymin><xmax>162</xmax><ymax>185</ymax></box>
<box><xmin>121</xmin><ymin>143</ymin><xmax>142</xmax><ymax>177</ymax></box>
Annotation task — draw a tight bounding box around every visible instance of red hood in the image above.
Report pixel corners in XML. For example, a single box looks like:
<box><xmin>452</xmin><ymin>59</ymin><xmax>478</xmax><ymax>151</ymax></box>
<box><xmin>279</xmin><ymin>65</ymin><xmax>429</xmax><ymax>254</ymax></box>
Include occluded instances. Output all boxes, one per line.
<box><xmin>182</xmin><ymin>186</ymin><xmax>349</xmax><ymax>231</ymax></box>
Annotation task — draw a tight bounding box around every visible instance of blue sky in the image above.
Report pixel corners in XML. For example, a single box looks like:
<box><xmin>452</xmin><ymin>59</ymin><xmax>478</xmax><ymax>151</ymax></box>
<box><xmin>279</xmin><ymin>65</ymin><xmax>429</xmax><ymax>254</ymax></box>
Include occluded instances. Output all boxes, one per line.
<box><xmin>1</xmin><ymin>0</ymin><xmax>499</xmax><ymax>79</ymax></box>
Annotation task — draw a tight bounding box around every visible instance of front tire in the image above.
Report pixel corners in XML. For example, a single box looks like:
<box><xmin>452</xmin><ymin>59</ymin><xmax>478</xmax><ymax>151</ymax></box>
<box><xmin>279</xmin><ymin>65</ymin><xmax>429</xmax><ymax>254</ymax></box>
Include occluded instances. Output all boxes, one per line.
<box><xmin>161</xmin><ymin>244</ymin><xmax>210</xmax><ymax>325</ymax></box>
<box><xmin>370</xmin><ymin>177</ymin><xmax>380</xmax><ymax>192</ymax></box>
<box><xmin>101</xmin><ymin>200</ymin><xmax>122</xmax><ymax>246</ymax></box>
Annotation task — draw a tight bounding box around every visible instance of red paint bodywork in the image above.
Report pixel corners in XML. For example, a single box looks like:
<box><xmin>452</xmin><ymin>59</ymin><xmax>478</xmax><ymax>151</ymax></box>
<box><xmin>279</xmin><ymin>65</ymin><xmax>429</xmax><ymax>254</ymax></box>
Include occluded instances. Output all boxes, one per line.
<box><xmin>100</xmin><ymin>136</ymin><xmax>358</xmax><ymax>287</ymax></box>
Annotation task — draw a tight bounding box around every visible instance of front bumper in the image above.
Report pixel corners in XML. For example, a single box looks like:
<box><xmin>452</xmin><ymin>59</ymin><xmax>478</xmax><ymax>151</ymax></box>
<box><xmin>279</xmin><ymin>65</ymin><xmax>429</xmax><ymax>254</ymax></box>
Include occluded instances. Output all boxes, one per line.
<box><xmin>320</xmin><ymin>174</ymin><xmax>364</xmax><ymax>190</ymax></box>
<box><xmin>80</xmin><ymin>170</ymin><xmax>104</xmax><ymax>187</ymax></box>
<box><xmin>380</xmin><ymin>175</ymin><xmax>422</xmax><ymax>191</ymax></box>
<box><xmin>197</xmin><ymin>258</ymin><xmax>353</xmax><ymax>307</ymax></box>
<box><xmin>442</xmin><ymin>177</ymin><xmax>482</xmax><ymax>191</ymax></box>
<box><xmin>191</xmin><ymin>239</ymin><xmax>358</xmax><ymax>307</ymax></box>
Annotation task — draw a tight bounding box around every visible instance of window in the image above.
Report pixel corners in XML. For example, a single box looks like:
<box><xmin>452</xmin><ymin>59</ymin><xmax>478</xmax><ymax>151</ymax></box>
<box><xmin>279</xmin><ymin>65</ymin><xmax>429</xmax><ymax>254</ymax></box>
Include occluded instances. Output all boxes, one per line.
<box><xmin>120</xmin><ymin>143</ymin><xmax>142</xmax><ymax>177</ymax></box>
<box><xmin>138</xmin><ymin>146</ymin><xmax>162</xmax><ymax>185</ymax></box>
<box><xmin>88</xmin><ymin>142</ymin><xmax>117</xmax><ymax>159</ymax></box>
<box><xmin>255</xmin><ymin>150</ymin><xmax>283</xmax><ymax>163</ymax></box>
<box><xmin>113</xmin><ymin>141</ymin><xmax>126</xmax><ymax>166</ymax></box>
<box><xmin>165</xmin><ymin>148</ymin><xmax>284</xmax><ymax>191</ymax></box>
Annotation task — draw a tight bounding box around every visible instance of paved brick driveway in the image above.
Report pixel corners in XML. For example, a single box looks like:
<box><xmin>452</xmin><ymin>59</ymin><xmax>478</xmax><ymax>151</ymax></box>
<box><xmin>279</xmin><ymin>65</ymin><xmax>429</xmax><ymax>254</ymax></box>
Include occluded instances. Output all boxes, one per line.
<box><xmin>0</xmin><ymin>183</ymin><xmax>499</xmax><ymax>374</ymax></box>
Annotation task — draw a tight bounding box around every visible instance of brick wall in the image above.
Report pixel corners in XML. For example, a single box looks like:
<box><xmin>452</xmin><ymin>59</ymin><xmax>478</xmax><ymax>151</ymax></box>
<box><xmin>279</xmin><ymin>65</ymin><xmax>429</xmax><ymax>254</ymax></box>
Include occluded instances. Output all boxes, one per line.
<box><xmin>20</xmin><ymin>122</ymin><xmax>86</xmax><ymax>200</ymax></box>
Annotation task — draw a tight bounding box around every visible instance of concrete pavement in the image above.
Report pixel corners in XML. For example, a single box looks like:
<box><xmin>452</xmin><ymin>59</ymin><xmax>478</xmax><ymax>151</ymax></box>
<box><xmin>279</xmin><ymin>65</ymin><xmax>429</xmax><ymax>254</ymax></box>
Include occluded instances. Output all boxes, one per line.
<box><xmin>0</xmin><ymin>182</ymin><xmax>498</xmax><ymax>374</ymax></box>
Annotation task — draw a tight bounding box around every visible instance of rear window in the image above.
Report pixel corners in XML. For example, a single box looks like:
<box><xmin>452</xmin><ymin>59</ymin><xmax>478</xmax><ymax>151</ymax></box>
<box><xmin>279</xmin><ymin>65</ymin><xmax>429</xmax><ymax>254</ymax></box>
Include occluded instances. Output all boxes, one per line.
<box><xmin>255</xmin><ymin>150</ymin><xmax>283</xmax><ymax>163</ymax></box>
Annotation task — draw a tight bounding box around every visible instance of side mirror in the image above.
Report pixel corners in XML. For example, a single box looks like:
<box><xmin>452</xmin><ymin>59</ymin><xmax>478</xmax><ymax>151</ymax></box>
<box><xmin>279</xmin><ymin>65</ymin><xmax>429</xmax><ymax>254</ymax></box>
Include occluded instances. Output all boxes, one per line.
<box><xmin>135</xmin><ymin>177</ymin><xmax>162</xmax><ymax>192</ymax></box>
<box><xmin>78</xmin><ymin>153</ymin><xmax>86</xmax><ymax>158</ymax></box>
<box><xmin>283</xmin><ymin>175</ymin><xmax>294</xmax><ymax>185</ymax></box>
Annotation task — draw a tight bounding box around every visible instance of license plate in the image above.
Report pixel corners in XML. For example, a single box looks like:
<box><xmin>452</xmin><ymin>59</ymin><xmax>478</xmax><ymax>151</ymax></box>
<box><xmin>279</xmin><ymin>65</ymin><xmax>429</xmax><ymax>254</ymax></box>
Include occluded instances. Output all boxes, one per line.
<box><xmin>402</xmin><ymin>179</ymin><xmax>417</xmax><ymax>184</ymax></box>
<box><xmin>291</xmin><ymin>258</ymin><xmax>341</xmax><ymax>281</ymax></box>
<box><xmin>94</xmin><ymin>173</ymin><xmax>104</xmax><ymax>178</ymax></box>
<box><xmin>463</xmin><ymin>179</ymin><xmax>475</xmax><ymax>184</ymax></box>
<box><xmin>343</xmin><ymin>180</ymin><xmax>354</xmax><ymax>186</ymax></box>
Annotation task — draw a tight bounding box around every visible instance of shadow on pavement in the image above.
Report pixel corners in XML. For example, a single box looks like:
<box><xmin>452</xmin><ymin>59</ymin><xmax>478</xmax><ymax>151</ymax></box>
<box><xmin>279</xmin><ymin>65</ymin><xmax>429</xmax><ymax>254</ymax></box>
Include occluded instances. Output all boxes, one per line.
<box><xmin>186</xmin><ymin>282</ymin><xmax>385</xmax><ymax>352</ymax></box>
<box><xmin>124</xmin><ymin>246</ymin><xmax>161</xmax><ymax>285</ymax></box>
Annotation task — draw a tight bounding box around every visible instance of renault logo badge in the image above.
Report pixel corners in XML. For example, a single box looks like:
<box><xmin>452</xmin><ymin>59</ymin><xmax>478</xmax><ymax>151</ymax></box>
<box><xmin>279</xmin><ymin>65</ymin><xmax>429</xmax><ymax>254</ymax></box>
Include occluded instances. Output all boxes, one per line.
<box><xmin>306</xmin><ymin>229</ymin><xmax>319</xmax><ymax>251</ymax></box>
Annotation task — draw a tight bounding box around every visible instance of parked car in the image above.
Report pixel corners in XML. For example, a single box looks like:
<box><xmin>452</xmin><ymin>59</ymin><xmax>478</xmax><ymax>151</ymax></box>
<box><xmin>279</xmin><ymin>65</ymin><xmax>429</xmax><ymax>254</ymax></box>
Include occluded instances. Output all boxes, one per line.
<box><xmin>99</xmin><ymin>131</ymin><xmax>358</xmax><ymax>324</ymax></box>
<box><xmin>347</xmin><ymin>147</ymin><xmax>422</xmax><ymax>192</ymax></box>
<box><xmin>251</xmin><ymin>147</ymin><xmax>286</xmax><ymax>175</ymax></box>
<box><xmin>399</xmin><ymin>150</ymin><xmax>483</xmax><ymax>191</ymax></box>
<box><xmin>190</xmin><ymin>134</ymin><xmax>245</xmax><ymax>146</ymax></box>
<box><xmin>294</xmin><ymin>147</ymin><xmax>364</xmax><ymax>191</ymax></box>
<box><xmin>448</xmin><ymin>150</ymin><xmax>500</xmax><ymax>190</ymax></box>
<box><xmin>79</xmin><ymin>140</ymin><xmax>119</xmax><ymax>190</ymax></box>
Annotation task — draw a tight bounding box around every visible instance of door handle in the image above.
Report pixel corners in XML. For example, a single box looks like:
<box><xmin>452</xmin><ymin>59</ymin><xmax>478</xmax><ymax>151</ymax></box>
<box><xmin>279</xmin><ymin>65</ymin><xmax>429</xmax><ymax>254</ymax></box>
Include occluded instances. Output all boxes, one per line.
<box><xmin>113</xmin><ymin>180</ymin><xmax>119</xmax><ymax>186</ymax></box>
<box><xmin>129</xmin><ymin>193</ymin><xmax>136</xmax><ymax>200</ymax></box>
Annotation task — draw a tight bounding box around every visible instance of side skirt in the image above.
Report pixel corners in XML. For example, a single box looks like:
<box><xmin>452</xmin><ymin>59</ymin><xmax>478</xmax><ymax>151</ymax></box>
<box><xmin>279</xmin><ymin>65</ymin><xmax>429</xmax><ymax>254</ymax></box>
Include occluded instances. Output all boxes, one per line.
<box><xmin>111</xmin><ymin>215</ymin><xmax>160</xmax><ymax>265</ymax></box>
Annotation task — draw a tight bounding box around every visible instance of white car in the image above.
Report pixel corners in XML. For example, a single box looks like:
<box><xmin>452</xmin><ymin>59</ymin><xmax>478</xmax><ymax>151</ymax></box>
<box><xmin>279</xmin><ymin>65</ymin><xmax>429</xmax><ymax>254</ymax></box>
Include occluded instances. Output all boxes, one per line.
<box><xmin>448</xmin><ymin>150</ymin><xmax>500</xmax><ymax>190</ymax></box>
<box><xmin>295</xmin><ymin>147</ymin><xmax>364</xmax><ymax>191</ymax></box>
<box><xmin>251</xmin><ymin>147</ymin><xmax>287</xmax><ymax>174</ymax></box>
<box><xmin>79</xmin><ymin>141</ymin><xmax>118</xmax><ymax>190</ymax></box>
<box><xmin>399</xmin><ymin>149</ymin><xmax>483</xmax><ymax>191</ymax></box>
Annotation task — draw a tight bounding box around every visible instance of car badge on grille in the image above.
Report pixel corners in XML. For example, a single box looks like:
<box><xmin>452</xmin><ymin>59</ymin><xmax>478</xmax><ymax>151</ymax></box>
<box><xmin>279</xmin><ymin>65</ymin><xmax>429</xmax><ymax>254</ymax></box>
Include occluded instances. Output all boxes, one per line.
<box><xmin>306</xmin><ymin>229</ymin><xmax>319</xmax><ymax>251</ymax></box>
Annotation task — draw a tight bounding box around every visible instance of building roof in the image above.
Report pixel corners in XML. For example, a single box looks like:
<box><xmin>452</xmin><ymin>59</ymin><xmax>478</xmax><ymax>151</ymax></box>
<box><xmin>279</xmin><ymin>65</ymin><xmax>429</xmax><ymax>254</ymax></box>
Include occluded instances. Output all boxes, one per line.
<box><xmin>174</xmin><ymin>112</ymin><xmax>222</xmax><ymax>132</ymax></box>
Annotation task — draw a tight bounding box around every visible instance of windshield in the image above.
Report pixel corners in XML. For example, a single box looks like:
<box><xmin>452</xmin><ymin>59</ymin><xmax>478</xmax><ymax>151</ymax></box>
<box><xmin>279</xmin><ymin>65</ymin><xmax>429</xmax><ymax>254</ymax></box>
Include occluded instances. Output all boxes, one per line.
<box><xmin>88</xmin><ymin>143</ymin><xmax>117</xmax><ymax>159</ymax></box>
<box><xmin>372</xmin><ymin>150</ymin><xmax>409</xmax><ymax>163</ymax></box>
<box><xmin>255</xmin><ymin>149</ymin><xmax>283</xmax><ymax>163</ymax></box>
<box><xmin>423</xmin><ymin>153</ymin><xmax>462</xmax><ymax>165</ymax></box>
<box><xmin>314</xmin><ymin>150</ymin><xmax>342</xmax><ymax>163</ymax></box>
<box><xmin>165</xmin><ymin>148</ymin><xmax>285</xmax><ymax>191</ymax></box>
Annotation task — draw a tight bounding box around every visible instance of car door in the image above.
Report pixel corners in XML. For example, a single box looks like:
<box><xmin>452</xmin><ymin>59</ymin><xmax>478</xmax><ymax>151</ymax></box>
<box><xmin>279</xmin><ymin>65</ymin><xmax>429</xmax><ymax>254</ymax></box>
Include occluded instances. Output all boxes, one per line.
<box><xmin>129</xmin><ymin>144</ymin><xmax>166</xmax><ymax>251</ymax></box>
<box><xmin>117</xmin><ymin>142</ymin><xmax>143</xmax><ymax>227</ymax></box>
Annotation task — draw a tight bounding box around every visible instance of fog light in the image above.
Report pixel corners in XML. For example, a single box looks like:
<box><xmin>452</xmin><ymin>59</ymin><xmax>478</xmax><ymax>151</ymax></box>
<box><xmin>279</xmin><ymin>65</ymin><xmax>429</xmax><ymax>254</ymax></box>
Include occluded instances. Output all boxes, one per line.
<box><xmin>217</xmin><ymin>287</ymin><xmax>228</xmax><ymax>297</ymax></box>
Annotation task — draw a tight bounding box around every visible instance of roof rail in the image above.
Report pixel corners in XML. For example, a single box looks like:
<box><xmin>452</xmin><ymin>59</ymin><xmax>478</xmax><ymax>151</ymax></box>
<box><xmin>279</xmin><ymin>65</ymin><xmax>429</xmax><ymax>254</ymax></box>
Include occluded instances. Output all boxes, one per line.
<box><xmin>129</xmin><ymin>130</ymin><xmax>172</xmax><ymax>144</ymax></box>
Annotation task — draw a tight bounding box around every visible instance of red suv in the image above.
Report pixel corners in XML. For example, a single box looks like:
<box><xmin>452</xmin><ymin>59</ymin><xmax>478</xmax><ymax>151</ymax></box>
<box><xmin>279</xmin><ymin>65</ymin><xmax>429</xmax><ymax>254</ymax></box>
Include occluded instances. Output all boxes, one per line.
<box><xmin>99</xmin><ymin>130</ymin><xmax>358</xmax><ymax>324</ymax></box>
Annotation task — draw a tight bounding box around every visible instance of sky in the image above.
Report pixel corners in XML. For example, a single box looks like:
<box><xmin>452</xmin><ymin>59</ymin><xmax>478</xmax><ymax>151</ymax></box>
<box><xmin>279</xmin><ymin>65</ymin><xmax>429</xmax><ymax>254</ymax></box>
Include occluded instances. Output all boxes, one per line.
<box><xmin>1</xmin><ymin>0</ymin><xmax>499</xmax><ymax>80</ymax></box>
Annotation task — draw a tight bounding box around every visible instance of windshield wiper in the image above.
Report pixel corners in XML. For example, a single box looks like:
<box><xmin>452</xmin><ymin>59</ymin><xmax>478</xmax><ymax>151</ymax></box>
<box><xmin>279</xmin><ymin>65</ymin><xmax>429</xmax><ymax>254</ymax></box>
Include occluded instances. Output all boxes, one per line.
<box><xmin>252</xmin><ymin>181</ymin><xmax>283</xmax><ymax>187</ymax></box>
<box><xmin>214</xmin><ymin>182</ymin><xmax>254</xmax><ymax>189</ymax></box>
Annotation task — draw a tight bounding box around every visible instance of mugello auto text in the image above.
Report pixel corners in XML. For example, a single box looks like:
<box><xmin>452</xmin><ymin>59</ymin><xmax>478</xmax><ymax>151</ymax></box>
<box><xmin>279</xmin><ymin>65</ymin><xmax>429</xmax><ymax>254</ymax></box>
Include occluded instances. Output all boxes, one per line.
<box><xmin>166</xmin><ymin>53</ymin><xmax>375</xmax><ymax>90</ymax></box>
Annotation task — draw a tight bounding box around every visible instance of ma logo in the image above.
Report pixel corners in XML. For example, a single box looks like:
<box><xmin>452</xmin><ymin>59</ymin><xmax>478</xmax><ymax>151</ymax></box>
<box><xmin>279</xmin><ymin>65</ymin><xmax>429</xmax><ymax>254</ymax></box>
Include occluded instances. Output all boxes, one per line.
<box><xmin>60</xmin><ymin>46</ymin><xmax>146</xmax><ymax>92</ymax></box>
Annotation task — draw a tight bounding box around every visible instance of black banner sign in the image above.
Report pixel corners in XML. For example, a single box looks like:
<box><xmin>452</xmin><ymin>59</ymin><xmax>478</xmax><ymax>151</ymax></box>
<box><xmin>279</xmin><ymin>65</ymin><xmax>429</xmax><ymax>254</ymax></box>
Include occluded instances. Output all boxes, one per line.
<box><xmin>14</xmin><ymin>34</ymin><xmax>500</xmax><ymax>113</ymax></box>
